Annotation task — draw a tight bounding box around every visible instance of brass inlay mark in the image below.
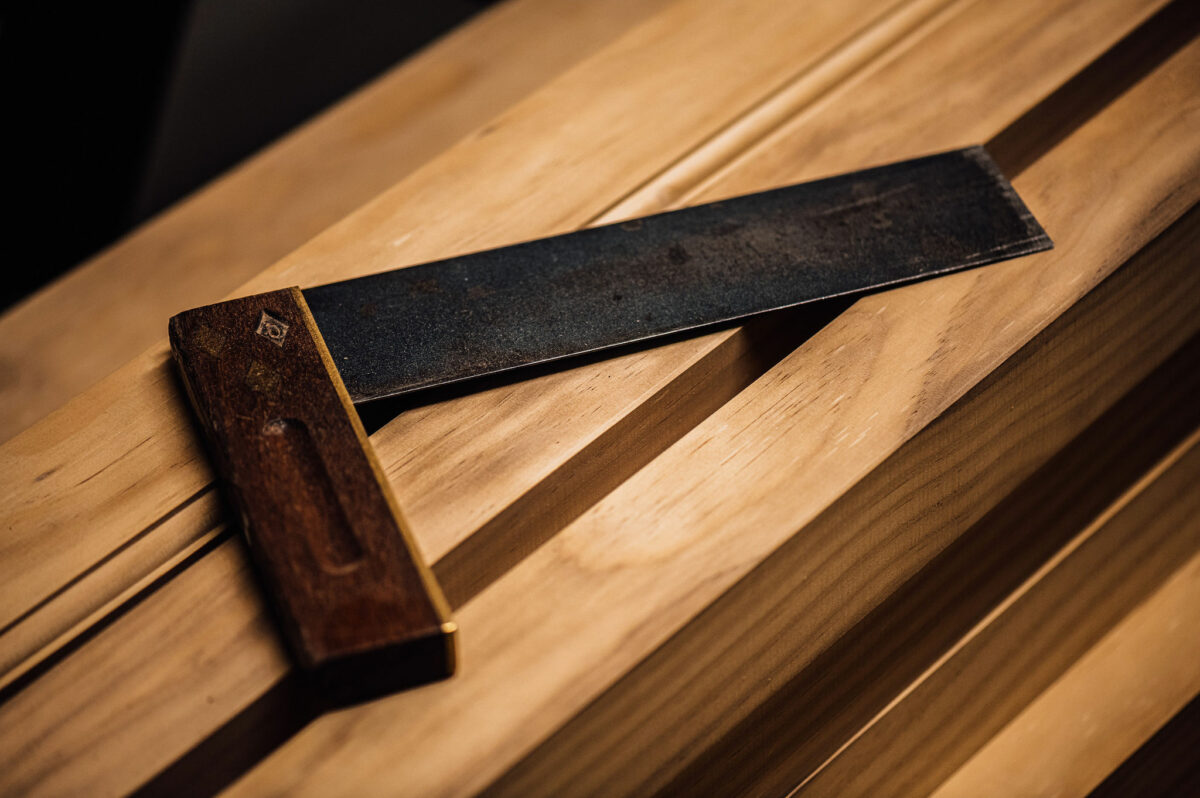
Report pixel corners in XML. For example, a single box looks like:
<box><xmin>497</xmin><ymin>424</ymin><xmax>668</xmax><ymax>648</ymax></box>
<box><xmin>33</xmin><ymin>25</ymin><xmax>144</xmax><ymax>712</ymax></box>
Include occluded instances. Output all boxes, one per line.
<box><xmin>256</xmin><ymin>310</ymin><xmax>290</xmax><ymax>346</ymax></box>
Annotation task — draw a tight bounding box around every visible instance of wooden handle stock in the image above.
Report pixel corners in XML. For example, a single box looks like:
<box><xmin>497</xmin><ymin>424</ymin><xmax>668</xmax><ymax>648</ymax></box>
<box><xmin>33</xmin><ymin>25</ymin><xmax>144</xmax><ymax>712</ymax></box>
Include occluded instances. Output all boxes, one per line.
<box><xmin>169</xmin><ymin>287</ymin><xmax>455</xmax><ymax>702</ymax></box>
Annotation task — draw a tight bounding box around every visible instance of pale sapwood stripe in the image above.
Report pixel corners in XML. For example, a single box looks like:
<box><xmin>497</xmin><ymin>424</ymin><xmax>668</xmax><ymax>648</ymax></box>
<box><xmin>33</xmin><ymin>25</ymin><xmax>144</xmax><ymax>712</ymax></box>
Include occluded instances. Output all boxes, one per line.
<box><xmin>0</xmin><ymin>0</ymin><xmax>676</xmax><ymax>444</ymax></box>
<box><xmin>484</xmin><ymin>210</ymin><xmax>1200</xmax><ymax>797</ymax></box>
<box><xmin>0</xmin><ymin>7</ymin><xmax>1184</xmax><ymax>795</ymax></box>
<box><xmin>0</xmin><ymin>0</ymin><xmax>961</xmax><ymax>673</ymax></box>
<box><xmin>223</xmin><ymin>41</ymin><xmax>1200</xmax><ymax>798</ymax></box>
<box><xmin>929</xmin><ymin>449</ymin><xmax>1200</xmax><ymax>798</ymax></box>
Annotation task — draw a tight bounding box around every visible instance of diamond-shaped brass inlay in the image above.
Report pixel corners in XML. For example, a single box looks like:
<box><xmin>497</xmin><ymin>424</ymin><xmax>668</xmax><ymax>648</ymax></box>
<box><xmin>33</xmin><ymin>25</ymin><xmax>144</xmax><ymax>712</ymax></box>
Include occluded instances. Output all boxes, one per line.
<box><xmin>255</xmin><ymin>311</ymin><xmax>290</xmax><ymax>347</ymax></box>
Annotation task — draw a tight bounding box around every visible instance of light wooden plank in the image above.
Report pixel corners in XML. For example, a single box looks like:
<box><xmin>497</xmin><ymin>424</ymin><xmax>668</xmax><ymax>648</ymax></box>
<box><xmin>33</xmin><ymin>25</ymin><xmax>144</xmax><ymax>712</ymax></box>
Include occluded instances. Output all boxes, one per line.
<box><xmin>931</xmin><ymin>472</ymin><xmax>1200</xmax><ymax>797</ymax></box>
<box><xmin>225</xmin><ymin>38</ymin><xmax>1200</xmax><ymax>798</ymax></box>
<box><xmin>0</xmin><ymin>0</ymin><xmax>676</xmax><ymax>443</ymax></box>
<box><xmin>0</xmin><ymin>488</ymin><xmax>223</xmax><ymax>691</ymax></box>
<box><xmin>490</xmin><ymin>217</ymin><xmax>1200</xmax><ymax>797</ymax></box>
<box><xmin>0</xmin><ymin>0</ymin><xmax>973</xmax><ymax>681</ymax></box>
<box><xmin>797</xmin><ymin>428</ymin><xmax>1200</xmax><ymax>796</ymax></box>
<box><xmin>1</xmin><ymin>542</ymin><xmax>291</xmax><ymax>794</ymax></box>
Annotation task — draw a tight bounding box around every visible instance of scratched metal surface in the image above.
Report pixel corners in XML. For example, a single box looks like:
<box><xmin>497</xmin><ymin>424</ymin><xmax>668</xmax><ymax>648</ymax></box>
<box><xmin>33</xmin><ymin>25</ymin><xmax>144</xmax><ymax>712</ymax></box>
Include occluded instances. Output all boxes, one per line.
<box><xmin>304</xmin><ymin>146</ymin><xmax>1051</xmax><ymax>404</ymax></box>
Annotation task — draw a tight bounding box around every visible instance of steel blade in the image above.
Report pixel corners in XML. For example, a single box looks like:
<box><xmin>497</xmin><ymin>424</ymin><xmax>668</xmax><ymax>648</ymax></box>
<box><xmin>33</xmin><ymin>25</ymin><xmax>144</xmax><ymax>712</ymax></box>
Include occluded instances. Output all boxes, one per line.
<box><xmin>304</xmin><ymin>146</ymin><xmax>1050</xmax><ymax>404</ymax></box>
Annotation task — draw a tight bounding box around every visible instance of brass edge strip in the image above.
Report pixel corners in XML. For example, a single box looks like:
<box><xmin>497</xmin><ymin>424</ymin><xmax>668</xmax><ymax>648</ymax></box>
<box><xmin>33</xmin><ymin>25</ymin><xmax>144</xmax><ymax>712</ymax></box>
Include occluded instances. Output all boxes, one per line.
<box><xmin>289</xmin><ymin>288</ymin><xmax>458</xmax><ymax>649</ymax></box>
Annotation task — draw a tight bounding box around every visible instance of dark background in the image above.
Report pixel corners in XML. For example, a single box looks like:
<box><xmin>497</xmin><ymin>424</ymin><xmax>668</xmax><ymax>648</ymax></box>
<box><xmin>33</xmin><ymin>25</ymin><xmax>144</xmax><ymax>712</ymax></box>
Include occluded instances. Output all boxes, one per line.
<box><xmin>1</xmin><ymin>0</ymin><xmax>497</xmax><ymax>311</ymax></box>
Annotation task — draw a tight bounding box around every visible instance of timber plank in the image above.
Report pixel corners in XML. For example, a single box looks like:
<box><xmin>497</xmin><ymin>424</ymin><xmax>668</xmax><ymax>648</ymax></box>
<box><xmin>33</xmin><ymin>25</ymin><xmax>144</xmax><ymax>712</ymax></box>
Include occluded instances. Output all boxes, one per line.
<box><xmin>931</xmin><ymin>455</ymin><xmax>1200</xmax><ymax>797</ymax></box>
<box><xmin>226</xmin><ymin>39</ymin><xmax>1200</xmax><ymax>797</ymax></box>
<box><xmin>0</xmin><ymin>0</ymin><xmax>675</xmax><ymax>443</ymax></box>
<box><xmin>0</xmin><ymin>541</ymin><xmax>290</xmax><ymax>797</ymax></box>
<box><xmin>496</xmin><ymin>220</ymin><xmax>1200</xmax><ymax>798</ymax></box>
<box><xmin>0</xmin><ymin>487</ymin><xmax>223</xmax><ymax>688</ymax></box>
<box><xmin>0</xmin><ymin>0</ymin><xmax>976</xmax><ymax>683</ymax></box>
<box><xmin>797</xmin><ymin>428</ymin><xmax>1200</xmax><ymax>796</ymax></box>
<box><xmin>0</xmin><ymin>2</ymin><xmax>1183</xmax><ymax>794</ymax></box>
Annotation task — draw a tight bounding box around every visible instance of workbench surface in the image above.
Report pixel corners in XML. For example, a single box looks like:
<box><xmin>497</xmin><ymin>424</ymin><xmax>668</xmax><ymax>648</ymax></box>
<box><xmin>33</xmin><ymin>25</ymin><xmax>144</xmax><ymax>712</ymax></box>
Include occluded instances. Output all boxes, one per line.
<box><xmin>1</xmin><ymin>0</ymin><xmax>1197</xmax><ymax>795</ymax></box>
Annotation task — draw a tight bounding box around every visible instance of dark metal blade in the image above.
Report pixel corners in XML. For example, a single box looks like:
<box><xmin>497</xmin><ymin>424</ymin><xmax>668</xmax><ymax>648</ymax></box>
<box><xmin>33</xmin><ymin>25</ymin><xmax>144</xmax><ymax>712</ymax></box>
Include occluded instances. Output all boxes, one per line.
<box><xmin>304</xmin><ymin>146</ymin><xmax>1050</xmax><ymax>404</ymax></box>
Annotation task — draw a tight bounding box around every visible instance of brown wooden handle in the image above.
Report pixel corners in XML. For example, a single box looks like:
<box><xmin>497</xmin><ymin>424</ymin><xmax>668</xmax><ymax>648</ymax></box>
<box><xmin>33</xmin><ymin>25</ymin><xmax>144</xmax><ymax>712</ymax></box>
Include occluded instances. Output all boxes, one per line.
<box><xmin>169</xmin><ymin>287</ymin><xmax>455</xmax><ymax>702</ymax></box>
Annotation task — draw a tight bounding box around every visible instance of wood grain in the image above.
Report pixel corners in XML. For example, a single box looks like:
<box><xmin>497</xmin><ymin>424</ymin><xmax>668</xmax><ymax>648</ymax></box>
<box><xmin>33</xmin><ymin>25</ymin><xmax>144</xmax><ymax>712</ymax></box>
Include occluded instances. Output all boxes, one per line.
<box><xmin>224</xmin><ymin>39</ymin><xmax>1200</xmax><ymax>798</ymax></box>
<box><xmin>507</xmin><ymin>221</ymin><xmax>1200</xmax><ymax>798</ymax></box>
<box><xmin>0</xmin><ymin>0</ymin><xmax>674</xmax><ymax>443</ymax></box>
<box><xmin>0</xmin><ymin>542</ymin><xmax>291</xmax><ymax>797</ymax></box>
<box><xmin>0</xmin><ymin>3</ymin><xmax>1180</xmax><ymax>792</ymax></box>
<box><xmin>930</xmin><ymin>450</ymin><xmax>1200</xmax><ymax>797</ymax></box>
<box><xmin>17</xmin><ymin>0</ymin><xmax>1143</xmax><ymax>644</ymax></box>
<box><xmin>0</xmin><ymin>2</ymin><xmax>1189</xmax><ymax>794</ymax></box>
<box><xmin>796</xmin><ymin>429</ymin><xmax>1200</xmax><ymax>796</ymax></box>
<box><xmin>0</xmin><ymin>0</ymin><xmax>1159</xmax><ymax>695</ymax></box>
<box><xmin>0</xmin><ymin>0</ymin><xmax>992</xmax><ymax>685</ymax></box>
<box><xmin>0</xmin><ymin>0</ymin><xmax>1006</xmax><ymax>788</ymax></box>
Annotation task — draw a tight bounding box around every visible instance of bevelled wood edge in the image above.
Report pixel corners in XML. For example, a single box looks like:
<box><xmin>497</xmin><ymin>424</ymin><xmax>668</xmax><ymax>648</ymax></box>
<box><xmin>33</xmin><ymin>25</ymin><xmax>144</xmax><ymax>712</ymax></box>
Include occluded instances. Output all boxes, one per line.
<box><xmin>168</xmin><ymin>287</ymin><xmax>455</xmax><ymax>703</ymax></box>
